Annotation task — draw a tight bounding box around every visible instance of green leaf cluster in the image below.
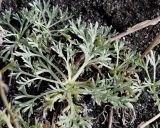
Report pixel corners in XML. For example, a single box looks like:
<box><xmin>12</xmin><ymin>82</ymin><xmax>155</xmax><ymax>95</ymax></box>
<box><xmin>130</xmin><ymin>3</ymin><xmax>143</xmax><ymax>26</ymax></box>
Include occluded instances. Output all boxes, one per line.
<box><xmin>0</xmin><ymin>0</ymin><xmax>160</xmax><ymax>127</ymax></box>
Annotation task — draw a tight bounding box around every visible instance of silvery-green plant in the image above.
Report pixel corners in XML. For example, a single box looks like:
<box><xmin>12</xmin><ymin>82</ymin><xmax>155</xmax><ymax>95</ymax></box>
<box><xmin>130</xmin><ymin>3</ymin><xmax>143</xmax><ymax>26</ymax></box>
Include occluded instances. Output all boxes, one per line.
<box><xmin>1</xmin><ymin>0</ymin><xmax>160</xmax><ymax>127</ymax></box>
<box><xmin>139</xmin><ymin>51</ymin><xmax>160</xmax><ymax>110</ymax></box>
<box><xmin>0</xmin><ymin>0</ymin><xmax>70</xmax><ymax>61</ymax></box>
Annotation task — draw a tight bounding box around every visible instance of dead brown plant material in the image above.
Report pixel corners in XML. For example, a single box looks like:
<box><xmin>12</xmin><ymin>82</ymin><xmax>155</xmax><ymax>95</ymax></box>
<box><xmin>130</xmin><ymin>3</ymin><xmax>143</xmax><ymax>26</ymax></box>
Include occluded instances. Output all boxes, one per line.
<box><xmin>0</xmin><ymin>73</ymin><xmax>19</xmax><ymax>128</ymax></box>
<box><xmin>141</xmin><ymin>32</ymin><xmax>160</xmax><ymax>58</ymax></box>
<box><xmin>109</xmin><ymin>16</ymin><xmax>160</xmax><ymax>42</ymax></box>
<box><xmin>138</xmin><ymin>113</ymin><xmax>160</xmax><ymax>128</ymax></box>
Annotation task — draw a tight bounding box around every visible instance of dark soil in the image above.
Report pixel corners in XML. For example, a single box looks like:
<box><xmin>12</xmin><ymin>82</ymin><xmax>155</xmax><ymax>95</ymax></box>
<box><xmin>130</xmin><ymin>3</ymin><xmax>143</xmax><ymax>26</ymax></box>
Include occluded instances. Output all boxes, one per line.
<box><xmin>1</xmin><ymin>0</ymin><xmax>160</xmax><ymax>128</ymax></box>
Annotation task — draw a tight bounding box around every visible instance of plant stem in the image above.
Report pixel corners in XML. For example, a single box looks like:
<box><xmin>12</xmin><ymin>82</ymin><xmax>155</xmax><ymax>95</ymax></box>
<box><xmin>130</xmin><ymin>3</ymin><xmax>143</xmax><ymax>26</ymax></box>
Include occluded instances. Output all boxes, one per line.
<box><xmin>41</xmin><ymin>55</ymin><xmax>67</xmax><ymax>80</ymax></box>
<box><xmin>141</xmin><ymin>32</ymin><xmax>160</xmax><ymax>58</ymax></box>
<box><xmin>72</xmin><ymin>61</ymin><xmax>88</xmax><ymax>82</ymax></box>
<box><xmin>108</xmin><ymin>107</ymin><xmax>113</xmax><ymax>128</ymax></box>
<box><xmin>138</xmin><ymin>113</ymin><xmax>160</xmax><ymax>128</ymax></box>
<box><xmin>65</xmin><ymin>58</ymin><xmax>72</xmax><ymax>80</ymax></box>
<box><xmin>109</xmin><ymin>16</ymin><xmax>160</xmax><ymax>42</ymax></box>
<box><xmin>0</xmin><ymin>79</ymin><xmax>19</xmax><ymax>128</ymax></box>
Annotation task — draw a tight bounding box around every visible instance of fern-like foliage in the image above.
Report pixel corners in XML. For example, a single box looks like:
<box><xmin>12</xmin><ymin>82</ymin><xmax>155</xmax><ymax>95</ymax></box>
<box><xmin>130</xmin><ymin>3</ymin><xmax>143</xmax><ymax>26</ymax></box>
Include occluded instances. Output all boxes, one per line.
<box><xmin>1</xmin><ymin>0</ymin><xmax>160</xmax><ymax>128</ymax></box>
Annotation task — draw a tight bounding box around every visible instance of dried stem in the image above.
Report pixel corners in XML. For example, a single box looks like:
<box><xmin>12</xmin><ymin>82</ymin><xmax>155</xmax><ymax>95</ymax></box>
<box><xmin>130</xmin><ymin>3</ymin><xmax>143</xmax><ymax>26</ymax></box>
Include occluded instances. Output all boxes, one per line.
<box><xmin>0</xmin><ymin>79</ymin><xmax>19</xmax><ymax>128</ymax></box>
<box><xmin>109</xmin><ymin>16</ymin><xmax>160</xmax><ymax>42</ymax></box>
<box><xmin>138</xmin><ymin>113</ymin><xmax>160</xmax><ymax>128</ymax></box>
<box><xmin>141</xmin><ymin>32</ymin><xmax>160</xmax><ymax>58</ymax></box>
<box><xmin>108</xmin><ymin>107</ymin><xmax>113</xmax><ymax>128</ymax></box>
<box><xmin>0</xmin><ymin>62</ymin><xmax>19</xmax><ymax>128</ymax></box>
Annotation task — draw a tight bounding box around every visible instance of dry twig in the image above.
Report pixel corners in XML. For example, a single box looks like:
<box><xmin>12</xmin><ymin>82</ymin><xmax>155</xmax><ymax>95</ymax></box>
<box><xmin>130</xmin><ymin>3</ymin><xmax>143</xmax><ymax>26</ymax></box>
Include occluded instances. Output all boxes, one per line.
<box><xmin>108</xmin><ymin>16</ymin><xmax>160</xmax><ymax>59</ymax></box>
<box><xmin>138</xmin><ymin>113</ymin><xmax>160</xmax><ymax>128</ymax></box>
<box><xmin>108</xmin><ymin>107</ymin><xmax>113</xmax><ymax>128</ymax></box>
<box><xmin>0</xmin><ymin>62</ymin><xmax>18</xmax><ymax>128</ymax></box>
<box><xmin>0</xmin><ymin>74</ymin><xmax>19</xmax><ymax>128</ymax></box>
<box><xmin>109</xmin><ymin>16</ymin><xmax>160</xmax><ymax>42</ymax></box>
<box><xmin>141</xmin><ymin>32</ymin><xmax>160</xmax><ymax>58</ymax></box>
